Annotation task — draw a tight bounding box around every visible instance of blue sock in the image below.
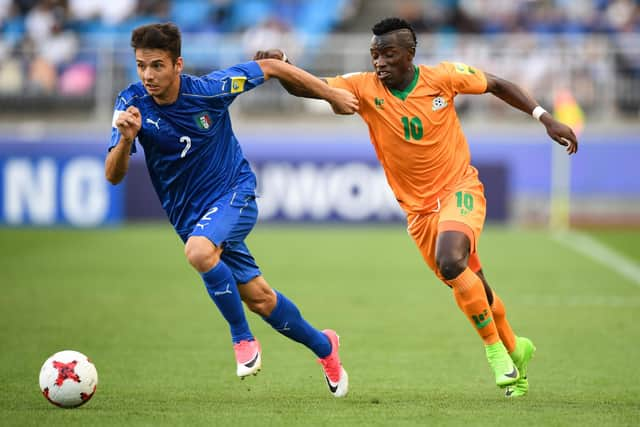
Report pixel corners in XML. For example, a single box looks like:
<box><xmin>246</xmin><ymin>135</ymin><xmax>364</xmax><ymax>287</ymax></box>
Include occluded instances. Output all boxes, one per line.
<box><xmin>201</xmin><ymin>261</ymin><xmax>253</xmax><ymax>344</ymax></box>
<box><xmin>263</xmin><ymin>291</ymin><xmax>331</xmax><ymax>358</ymax></box>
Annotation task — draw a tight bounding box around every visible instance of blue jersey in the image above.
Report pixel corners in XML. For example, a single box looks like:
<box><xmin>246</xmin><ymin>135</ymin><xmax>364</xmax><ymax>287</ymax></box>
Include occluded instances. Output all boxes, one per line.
<box><xmin>109</xmin><ymin>61</ymin><xmax>265</xmax><ymax>235</ymax></box>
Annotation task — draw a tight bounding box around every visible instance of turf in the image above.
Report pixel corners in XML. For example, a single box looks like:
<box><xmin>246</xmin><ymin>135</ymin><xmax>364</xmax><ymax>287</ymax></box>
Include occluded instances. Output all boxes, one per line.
<box><xmin>1</xmin><ymin>225</ymin><xmax>639</xmax><ymax>426</ymax></box>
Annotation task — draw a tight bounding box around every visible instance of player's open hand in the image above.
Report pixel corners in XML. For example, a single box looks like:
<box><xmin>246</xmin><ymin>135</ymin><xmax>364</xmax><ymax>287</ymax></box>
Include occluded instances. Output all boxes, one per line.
<box><xmin>253</xmin><ymin>49</ymin><xmax>287</xmax><ymax>62</ymax></box>
<box><xmin>115</xmin><ymin>106</ymin><xmax>142</xmax><ymax>144</ymax></box>
<box><xmin>542</xmin><ymin>116</ymin><xmax>579</xmax><ymax>155</ymax></box>
<box><xmin>328</xmin><ymin>88</ymin><xmax>359</xmax><ymax>115</ymax></box>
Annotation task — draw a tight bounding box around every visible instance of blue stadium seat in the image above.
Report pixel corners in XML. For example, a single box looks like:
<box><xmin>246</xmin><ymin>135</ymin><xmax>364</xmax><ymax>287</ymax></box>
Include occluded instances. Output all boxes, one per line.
<box><xmin>170</xmin><ymin>0</ymin><xmax>214</xmax><ymax>32</ymax></box>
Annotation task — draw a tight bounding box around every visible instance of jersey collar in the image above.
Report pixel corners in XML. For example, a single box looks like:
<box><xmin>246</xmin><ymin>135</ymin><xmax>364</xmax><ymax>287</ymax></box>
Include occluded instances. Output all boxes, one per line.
<box><xmin>389</xmin><ymin>65</ymin><xmax>419</xmax><ymax>101</ymax></box>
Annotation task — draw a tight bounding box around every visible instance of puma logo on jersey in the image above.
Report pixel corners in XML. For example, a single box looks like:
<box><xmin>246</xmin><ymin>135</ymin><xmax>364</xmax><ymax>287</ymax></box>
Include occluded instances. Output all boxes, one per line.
<box><xmin>146</xmin><ymin>117</ymin><xmax>161</xmax><ymax>130</ymax></box>
<box><xmin>432</xmin><ymin>97</ymin><xmax>448</xmax><ymax>111</ymax></box>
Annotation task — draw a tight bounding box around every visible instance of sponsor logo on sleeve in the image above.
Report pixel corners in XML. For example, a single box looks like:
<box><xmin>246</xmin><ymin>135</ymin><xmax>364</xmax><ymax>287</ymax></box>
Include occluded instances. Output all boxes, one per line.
<box><xmin>453</xmin><ymin>62</ymin><xmax>476</xmax><ymax>75</ymax></box>
<box><xmin>230</xmin><ymin>76</ymin><xmax>247</xmax><ymax>93</ymax></box>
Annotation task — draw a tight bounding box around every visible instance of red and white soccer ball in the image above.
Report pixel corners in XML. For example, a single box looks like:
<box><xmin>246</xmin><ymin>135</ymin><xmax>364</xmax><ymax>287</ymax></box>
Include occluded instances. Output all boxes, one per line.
<box><xmin>39</xmin><ymin>350</ymin><xmax>98</xmax><ymax>408</ymax></box>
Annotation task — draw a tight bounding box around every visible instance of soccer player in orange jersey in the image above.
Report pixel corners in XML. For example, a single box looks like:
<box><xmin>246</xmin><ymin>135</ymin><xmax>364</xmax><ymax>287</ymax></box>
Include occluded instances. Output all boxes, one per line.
<box><xmin>256</xmin><ymin>17</ymin><xmax>578</xmax><ymax>397</ymax></box>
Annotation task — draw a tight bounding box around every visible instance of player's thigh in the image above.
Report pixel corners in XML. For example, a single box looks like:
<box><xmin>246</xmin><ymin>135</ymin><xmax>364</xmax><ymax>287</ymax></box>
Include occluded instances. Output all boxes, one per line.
<box><xmin>437</xmin><ymin>174</ymin><xmax>486</xmax><ymax>256</ymax></box>
<box><xmin>407</xmin><ymin>211</ymin><xmax>440</xmax><ymax>276</ymax></box>
<box><xmin>188</xmin><ymin>191</ymin><xmax>258</xmax><ymax>248</ymax></box>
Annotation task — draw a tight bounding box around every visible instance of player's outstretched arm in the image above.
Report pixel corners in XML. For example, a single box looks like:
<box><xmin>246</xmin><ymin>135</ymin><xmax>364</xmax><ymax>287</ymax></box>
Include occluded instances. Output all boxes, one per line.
<box><xmin>485</xmin><ymin>73</ymin><xmax>578</xmax><ymax>155</ymax></box>
<box><xmin>255</xmin><ymin>56</ymin><xmax>358</xmax><ymax>114</ymax></box>
<box><xmin>105</xmin><ymin>106</ymin><xmax>141</xmax><ymax>185</ymax></box>
<box><xmin>253</xmin><ymin>49</ymin><xmax>317</xmax><ymax>98</ymax></box>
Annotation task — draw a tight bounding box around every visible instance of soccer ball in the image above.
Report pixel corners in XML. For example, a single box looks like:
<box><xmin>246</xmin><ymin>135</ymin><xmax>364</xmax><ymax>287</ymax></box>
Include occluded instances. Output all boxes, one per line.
<box><xmin>39</xmin><ymin>350</ymin><xmax>98</xmax><ymax>408</ymax></box>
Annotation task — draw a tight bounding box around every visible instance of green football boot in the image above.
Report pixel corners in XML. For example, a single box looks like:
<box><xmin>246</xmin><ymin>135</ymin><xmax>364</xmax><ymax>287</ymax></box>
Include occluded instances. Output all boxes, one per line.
<box><xmin>505</xmin><ymin>337</ymin><xmax>536</xmax><ymax>397</ymax></box>
<box><xmin>485</xmin><ymin>341</ymin><xmax>519</xmax><ymax>387</ymax></box>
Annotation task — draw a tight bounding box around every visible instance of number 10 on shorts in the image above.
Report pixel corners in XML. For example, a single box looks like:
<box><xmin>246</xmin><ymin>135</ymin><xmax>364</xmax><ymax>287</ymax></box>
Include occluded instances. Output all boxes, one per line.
<box><xmin>455</xmin><ymin>191</ymin><xmax>474</xmax><ymax>215</ymax></box>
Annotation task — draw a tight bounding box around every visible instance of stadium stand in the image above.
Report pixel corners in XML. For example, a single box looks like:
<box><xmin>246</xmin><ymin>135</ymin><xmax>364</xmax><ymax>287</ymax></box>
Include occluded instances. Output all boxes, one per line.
<box><xmin>0</xmin><ymin>0</ymin><xmax>638</xmax><ymax>119</ymax></box>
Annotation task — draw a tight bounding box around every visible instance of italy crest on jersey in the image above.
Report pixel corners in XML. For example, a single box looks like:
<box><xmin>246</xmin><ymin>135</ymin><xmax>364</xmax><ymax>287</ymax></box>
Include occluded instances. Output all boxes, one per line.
<box><xmin>194</xmin><ymin>112</ymin><xmax>212</xmax><ymax>129</ymax></box>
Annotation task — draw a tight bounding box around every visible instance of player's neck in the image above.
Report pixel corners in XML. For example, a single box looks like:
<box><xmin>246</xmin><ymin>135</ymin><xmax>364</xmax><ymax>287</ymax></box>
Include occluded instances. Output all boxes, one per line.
<box><xmin>152</xmin><ymin>76</ymin><xmax>181</xmax><ymax>105</ymax></box>
<box><xmin>389</xmin><ymin>65</ymin><xmax>416</xmax><ymax>92</ymax></box>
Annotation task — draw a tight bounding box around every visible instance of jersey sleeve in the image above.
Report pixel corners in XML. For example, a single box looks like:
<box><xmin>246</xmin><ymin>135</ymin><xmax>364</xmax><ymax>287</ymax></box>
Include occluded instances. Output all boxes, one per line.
<box><xmin>440</xmin><ymin>62</ymin><xmax>487</xmax><ymax>95</ymax></box>
<box><xmin>325</xmin><ymin>72</ymin><xmax>366</xmax><ymax>100</ymax></box>
<box><xmin>109</xmin><ymin>92</ymin><xmax>137</xmax><ymax>154</ymax></box>
<box><xmin>199</xmin><ymin>61</ymin><xmax>265</xmax><ymax>107</ymax></box>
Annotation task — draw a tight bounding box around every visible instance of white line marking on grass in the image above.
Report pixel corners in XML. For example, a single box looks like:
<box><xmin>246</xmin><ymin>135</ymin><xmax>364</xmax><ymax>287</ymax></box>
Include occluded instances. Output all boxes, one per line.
<box><xmin>552</xmin><ymin>231</ymin><xmax>640</xmax><ymax>287</ymax></box>
<box><xmin>519</xmin><ymin>295</ymin><xmax>640</xmax><ymax>307</ymax></box>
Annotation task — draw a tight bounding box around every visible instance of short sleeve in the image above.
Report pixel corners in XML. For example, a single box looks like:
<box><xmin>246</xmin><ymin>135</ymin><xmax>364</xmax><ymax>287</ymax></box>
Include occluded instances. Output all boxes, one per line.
<box><xmin>441</xmin><ymin>62</ymin><xmax>487</xmax><ymax>95</ymax></box>
<box><xmin>109</xmin><ymin>94</ymin><xmax>137</xmax><ymax>154</ymax></box>
<box><xmin>199</xmin><ymin>61</ymin><xmax>265</xmax><ymax>107</ymax></box>
<box><xmin>326</xmin><ymin>72</ymin><xmax>365</xmax><ymax>100</ymax></box>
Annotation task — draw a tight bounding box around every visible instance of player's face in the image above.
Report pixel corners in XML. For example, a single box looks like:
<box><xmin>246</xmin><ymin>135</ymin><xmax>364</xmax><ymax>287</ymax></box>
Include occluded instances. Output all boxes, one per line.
<box><xmin>370</xmin><ymin>34</ymin><xmax>414</xmax><ymax>90</ymax></box>
<box><xmin>135</xmin><ymin>49</ymin><xmax>183</xmax><ymax>102</ymax></box>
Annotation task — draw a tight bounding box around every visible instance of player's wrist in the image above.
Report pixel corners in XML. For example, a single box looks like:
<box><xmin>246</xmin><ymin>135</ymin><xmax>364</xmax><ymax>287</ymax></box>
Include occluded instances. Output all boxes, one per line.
<box><xmin>531</xmin><ymin>105</ymin><xmax>548</xmax><ymax>121</ymax></box>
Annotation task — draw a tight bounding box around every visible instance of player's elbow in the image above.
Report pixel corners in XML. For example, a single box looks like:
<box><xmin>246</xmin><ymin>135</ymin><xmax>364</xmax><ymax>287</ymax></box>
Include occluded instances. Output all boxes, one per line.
<box><xmin>105</xmin><ymin>166</ymin><xmax>125</xmax><ymax>185</ymax></box>
<box><xmin>484</xmin><ymin>73</ymin><xmax>508</xmax><ymax>95</ymax></box>
<box><xmin>105</xmin><ymin>171</ymin><xmax>123</xmax><ymax>185</ymax></box>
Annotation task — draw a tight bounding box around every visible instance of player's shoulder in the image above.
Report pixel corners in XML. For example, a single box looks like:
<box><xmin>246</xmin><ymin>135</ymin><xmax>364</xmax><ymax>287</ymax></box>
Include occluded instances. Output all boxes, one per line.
<box><xmin>116</xmin><ymin>81</ymin><xmax>148</xmax><ymax>106</ymax></box>
<box><xmin>337</xmin><ymin>71</ymin><xmax>375</xmax><ymax>81</ymax></box>
<box><xmin>422</xmin><ymin>61</ymin><xmax>481</xmax><ymax>76</ymax></box>
<box><xmin>200</xmin><ymin>61</ymin><xmax>262</xmax><ymax>81</ymax></box>
<box><xmin>180</xmin><ymin>72</ymin><xmax>206</xmax><ymax>89</ymax></box>
<box><xmin>418</xmin><ymin>62</ymin><xmax>455</xmax><ymax>77</ymax></box>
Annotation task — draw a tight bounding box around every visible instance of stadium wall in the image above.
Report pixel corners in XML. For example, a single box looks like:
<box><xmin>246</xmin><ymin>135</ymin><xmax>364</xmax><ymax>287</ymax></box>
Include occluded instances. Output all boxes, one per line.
<box><xmin>0</xmin><ymin>133</ymin><xmax>638</xmax><ymax>227</ymax></box>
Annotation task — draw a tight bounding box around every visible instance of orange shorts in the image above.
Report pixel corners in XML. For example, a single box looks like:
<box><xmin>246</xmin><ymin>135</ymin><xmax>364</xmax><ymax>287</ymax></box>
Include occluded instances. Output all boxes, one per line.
<box><xmin>406</xmin><ymin>166</ymin><xmax>487</xmax><ymax>282</ymax></box>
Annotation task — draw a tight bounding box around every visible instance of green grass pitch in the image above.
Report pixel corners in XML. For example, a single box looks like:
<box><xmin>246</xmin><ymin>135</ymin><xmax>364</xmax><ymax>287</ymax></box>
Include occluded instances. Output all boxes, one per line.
<box><xmin>1</xmin><ymin>224</ymin><xmax>639</xmax><ymax>426</ymax></box>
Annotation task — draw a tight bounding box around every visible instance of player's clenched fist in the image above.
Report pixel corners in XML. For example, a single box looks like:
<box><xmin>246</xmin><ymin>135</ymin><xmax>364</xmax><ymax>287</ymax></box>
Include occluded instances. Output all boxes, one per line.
<box><xmin>115</xmin><ymin>106</ymin><xmax>142</xmax><ymax>143</ymax></box>
<box><xmin>253</xmin><ymin>49</ymin><xmax>287</xmax><ymax>62</ymax></box>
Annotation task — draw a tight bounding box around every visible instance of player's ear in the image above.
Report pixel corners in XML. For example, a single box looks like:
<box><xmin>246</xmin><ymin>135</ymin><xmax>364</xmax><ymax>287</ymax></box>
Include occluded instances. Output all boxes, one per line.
<box><xmin>175</xmin><ymin>57</ymin><xmax>184</xmax><ymax>74</ymax></box>
<box><xmin>407</xmin><ymin>46</ymin><xmax>416</xmax><ymax>61</ymax></box>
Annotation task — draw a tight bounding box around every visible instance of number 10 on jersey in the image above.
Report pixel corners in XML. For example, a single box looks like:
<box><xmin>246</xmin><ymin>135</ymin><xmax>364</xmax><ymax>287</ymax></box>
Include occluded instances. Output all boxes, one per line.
<box><xmin>401</xmin><ymin>116</ymin><xmax>423</xmax><ymax>140</ymax></box>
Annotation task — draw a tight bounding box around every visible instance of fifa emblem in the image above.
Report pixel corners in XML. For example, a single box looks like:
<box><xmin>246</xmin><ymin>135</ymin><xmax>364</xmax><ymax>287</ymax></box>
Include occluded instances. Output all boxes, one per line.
<box><xmin>432</xmin><ymin>96</ymin><xmax>448</xmax><ymax>111</ymax></box>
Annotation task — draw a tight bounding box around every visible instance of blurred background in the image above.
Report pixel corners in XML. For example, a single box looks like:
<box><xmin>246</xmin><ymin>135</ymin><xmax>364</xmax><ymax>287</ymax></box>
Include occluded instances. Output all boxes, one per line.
<box><xmin>0</xmin><ymin>0</ymin><xmax>638</xmax><ymax>228</ymax></box>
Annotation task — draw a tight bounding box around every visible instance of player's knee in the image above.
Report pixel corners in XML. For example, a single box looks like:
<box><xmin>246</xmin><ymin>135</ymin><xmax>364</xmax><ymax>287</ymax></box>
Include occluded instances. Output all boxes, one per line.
<box><xmin>436</xmin><ymin>253</ymin><xmax>468</xmax><ymax>280</ymax></box>
<box><xmin>184</xmin><ymin>237</ymin><xmax>221</xmax><ymax>273</ymax></box>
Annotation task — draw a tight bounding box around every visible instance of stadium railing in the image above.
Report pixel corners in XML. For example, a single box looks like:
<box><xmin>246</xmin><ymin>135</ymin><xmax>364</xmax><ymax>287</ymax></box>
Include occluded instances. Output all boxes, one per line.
<box><xmin>0</xmin><ymin>33</ymin><xmax>638</xmax><ymax>123</ymax></box>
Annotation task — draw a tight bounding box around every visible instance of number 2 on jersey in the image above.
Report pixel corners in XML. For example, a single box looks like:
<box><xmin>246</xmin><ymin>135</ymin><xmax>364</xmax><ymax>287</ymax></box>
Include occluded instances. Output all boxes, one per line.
<box><xmin>179</xmin><ymin>136</ymin><xmax>192</xmax><ymax>158</ymax></box>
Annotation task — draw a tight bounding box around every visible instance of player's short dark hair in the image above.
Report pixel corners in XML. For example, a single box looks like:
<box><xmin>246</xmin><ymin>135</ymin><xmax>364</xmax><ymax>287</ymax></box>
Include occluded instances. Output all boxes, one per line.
<box><xmin>371</xmin><ymin>17</ymin><xmax>417</xmax><ymax>48</ymax></box>
<box><xmin>130</xmin><ymin>23</ymin><xmax>181</xmax><ymax>62</ymax></box>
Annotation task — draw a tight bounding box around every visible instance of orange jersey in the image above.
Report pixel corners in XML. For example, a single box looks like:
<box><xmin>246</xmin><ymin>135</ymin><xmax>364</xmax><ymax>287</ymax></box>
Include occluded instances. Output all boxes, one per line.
<box><xmin>326</xmin><ymin>62</ymin><xmax>487</xmax><ymax>214</ymax></box>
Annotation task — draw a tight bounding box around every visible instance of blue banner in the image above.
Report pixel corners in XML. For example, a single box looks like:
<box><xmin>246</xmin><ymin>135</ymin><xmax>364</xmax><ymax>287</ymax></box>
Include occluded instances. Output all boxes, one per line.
<box><xmin>0</xmin><ymin>143</ymin><xmax>123</xmax><ymax>227</ymax></box>
<box><xmin>1</xmin><ymin>131</ymin><xmax>638</xmax><ymax>227</ymax></box>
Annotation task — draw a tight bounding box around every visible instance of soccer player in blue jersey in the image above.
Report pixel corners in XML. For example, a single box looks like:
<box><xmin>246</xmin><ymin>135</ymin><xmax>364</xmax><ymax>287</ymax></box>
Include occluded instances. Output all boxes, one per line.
<box><xmin>105</xmin><ymin>23</ymin><xmax>357</xmax><ymax>397</ymax></box>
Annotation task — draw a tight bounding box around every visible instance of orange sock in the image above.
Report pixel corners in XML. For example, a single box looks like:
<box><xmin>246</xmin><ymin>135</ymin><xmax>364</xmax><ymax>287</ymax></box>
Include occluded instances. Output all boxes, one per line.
<box><xmin>446</xmin><ymin>268</ymin><xmax>500</xmax><ymax>345</ymax></box>
<box><xmin>490</xmin><ymin>293</ymin><xmax>517</xmax><ymax>353</ymax></box>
